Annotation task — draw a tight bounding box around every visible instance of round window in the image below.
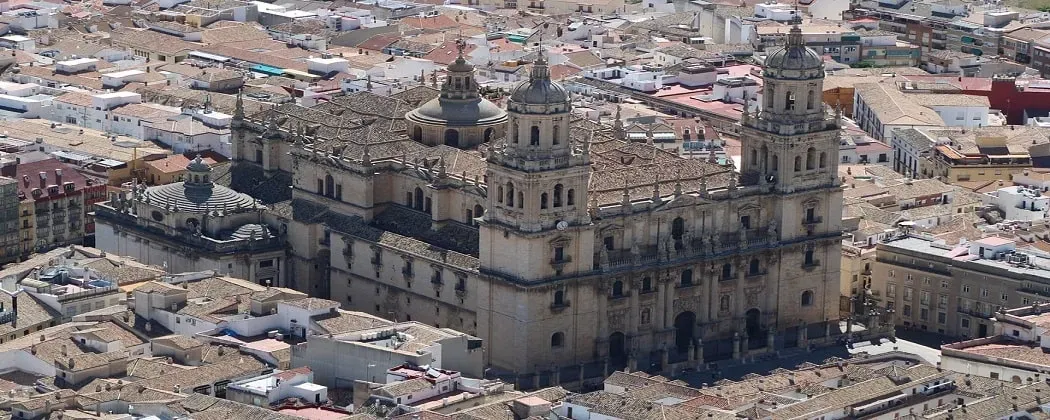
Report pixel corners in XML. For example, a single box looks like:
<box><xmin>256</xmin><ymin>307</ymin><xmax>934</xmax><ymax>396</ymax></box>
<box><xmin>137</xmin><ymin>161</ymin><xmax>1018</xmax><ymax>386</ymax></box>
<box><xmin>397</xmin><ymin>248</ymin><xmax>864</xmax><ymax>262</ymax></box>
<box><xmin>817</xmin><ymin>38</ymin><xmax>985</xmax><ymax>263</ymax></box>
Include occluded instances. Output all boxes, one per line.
<box><xmin>151</xmin><ymin>211</ymin><xmax>164</xmax><ymax>221</ymax></box>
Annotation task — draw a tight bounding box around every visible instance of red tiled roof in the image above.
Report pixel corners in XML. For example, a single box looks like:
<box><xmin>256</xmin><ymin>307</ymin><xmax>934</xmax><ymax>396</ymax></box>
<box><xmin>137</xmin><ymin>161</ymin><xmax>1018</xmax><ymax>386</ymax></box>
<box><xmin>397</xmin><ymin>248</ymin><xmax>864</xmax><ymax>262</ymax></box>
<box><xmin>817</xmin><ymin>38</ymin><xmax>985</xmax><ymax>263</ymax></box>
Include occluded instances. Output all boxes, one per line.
<box><xmin>4</xmin><ymin>159</ymin><xmax>103</xmax><ymax>202</ymax></box>
<box><xmin>423</xmin><ymin>41</ymin><xmax>478</xmax><ymax>66</ymax></box>
<box><xmin>399</xmin><ymin>15</ymin><xmax>458</xmax><ymax>30</ymax></box>
<box><xmin>357</xmin><ymin>34</ymin><xmax>400</xmax><ymax>52</ymax></box>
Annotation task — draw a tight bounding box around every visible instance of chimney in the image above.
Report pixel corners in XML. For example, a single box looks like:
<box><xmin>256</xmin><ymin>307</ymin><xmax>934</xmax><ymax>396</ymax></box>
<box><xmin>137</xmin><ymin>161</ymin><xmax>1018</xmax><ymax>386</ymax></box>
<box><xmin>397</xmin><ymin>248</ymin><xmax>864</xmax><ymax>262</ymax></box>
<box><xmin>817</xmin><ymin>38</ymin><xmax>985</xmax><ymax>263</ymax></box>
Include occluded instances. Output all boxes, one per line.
<box><xmin>39</xmin><ymin>171</ymin><xmax>46</xmax><ymax>188</ymax></box>
<box><xmin>55</xmin><ymin>169</ymin><xmax>62</xmax><ymax>185</ymax></box>
<box><xmin>61</xmin><ymin>344</ymin><xmax>67</xmax><ymax>356</ymax></box>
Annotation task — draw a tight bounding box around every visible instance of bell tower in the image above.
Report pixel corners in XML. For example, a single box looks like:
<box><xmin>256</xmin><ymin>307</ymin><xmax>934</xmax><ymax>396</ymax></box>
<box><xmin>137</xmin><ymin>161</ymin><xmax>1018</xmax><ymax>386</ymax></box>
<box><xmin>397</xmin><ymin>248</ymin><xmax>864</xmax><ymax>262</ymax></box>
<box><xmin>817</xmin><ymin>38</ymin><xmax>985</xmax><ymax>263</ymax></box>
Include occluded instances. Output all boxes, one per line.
<box><xmin>740</xmin><ymin>21</ymin><xmax>839</xmax><ymax>196</ymax></box>
<box><xmin>479</xmin><ymin>52</ymin><xmax>594</xmax><ymax>281</ymax></box>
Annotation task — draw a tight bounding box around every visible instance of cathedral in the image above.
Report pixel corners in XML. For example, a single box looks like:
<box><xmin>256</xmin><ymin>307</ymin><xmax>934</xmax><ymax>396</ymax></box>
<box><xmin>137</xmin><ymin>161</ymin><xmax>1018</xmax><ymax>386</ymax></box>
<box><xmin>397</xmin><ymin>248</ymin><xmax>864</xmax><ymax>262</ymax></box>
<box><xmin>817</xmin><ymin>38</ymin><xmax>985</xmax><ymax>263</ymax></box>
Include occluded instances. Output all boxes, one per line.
<box><xmin>227</xmin><ymin>30</ymin><xmax>843</xmax><ymax>381</ymax></box>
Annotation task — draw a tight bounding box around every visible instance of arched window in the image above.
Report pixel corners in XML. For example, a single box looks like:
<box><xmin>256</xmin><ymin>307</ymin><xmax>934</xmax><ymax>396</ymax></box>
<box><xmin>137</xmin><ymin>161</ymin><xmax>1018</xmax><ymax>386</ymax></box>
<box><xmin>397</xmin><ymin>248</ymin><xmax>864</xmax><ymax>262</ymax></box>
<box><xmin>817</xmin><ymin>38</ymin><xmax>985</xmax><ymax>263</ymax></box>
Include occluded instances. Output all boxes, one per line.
<box><xmin>801</xmin><ymin>290</ymin><xmax>813</xmax><ymax>306</ymax></box>
<box><xmin>749</xmin><ymin>258</ymin><xmax>760</xmax><ymax>276</ymax></box>
<box><xmin>412</xmin><ymin>126</ymin><xmax>422</xmax><ymax>141</ymax></box>
<box><xmin>317</xmin><ymin>178</ymin><xmax>324</xmax><ymax>194</ymax></box>
<box><xmin>553</xmin><ymin>184</ymin><xmax>563</xmax><ymax>207</ymax></box>
<box><xmin>506</xmin><ymin>183</ymin><xmax>515</xmax><ymax>207</ymax></box>
<box><xmin>541</xmin><ymin>192</ymin><xmax>549</xmax><ymax>209</ymax></box>
<box><xmin>642</xmin><ymin>277</ymin><xmax>652</xmax><ymax>292</ymax></box>
<box><xmin>414</xmin><ymin>188</ymin><xmax>424</xmax><ymax>211</ymax></box>
<box><xmin>750</xmin><ymin>148</ymin><xmax>757</xmax><ymax>165</ymax></box>
<box><xmin>819</xmin><ymin>152</ymin><xmax>827</xmax><ymax>168</ymax></box>
<box><xmin>194</xmin><ymin>175</ymin><xmax>200</xmax><ymax>183</ymax></box>
<box><xmin>804</xmin><ymin>249</ymin><xmax>815</xmax><ymax>266</ymax></box>
<box><xmin>722</xmin><ymin>263</ymin><xmax>732</xmax><ymax>280</ymax></box>
<box><xmin>474</xmin><ymin>205</ymin><xmax>483</xmax><ymax>219</ymax></box>
<box><xmin>794</xmin><ymin>156</ymin><xmax>802</xmax><ymax>172</ymax></box>
<box><xmin>672</xmin><ymin>217</ymin><xmax>685</xmax><ymax>241</ymax></box>
<box><xmin>786</xmin><ymin>91</ymin><xmax>795</xmax><ymax>111</ymax></box>
<box><xmin>806</xmin><ymin>148</ymin><xmax>816</xmax><ymax>170</ymax></box>
<box><xmin>424</xmin><ymin>197</ymin><xmax>432</xmax><ymax>214</ymax></box>
<box><xmin>465</xmin><ymin>209</ymin><xmax>474</xmax><ymax>224</ymax></box>
<box><xmin>772</xmin><ymin>154</ymin><xmax>779</xmax><ymax>171</ymax></box>
<box><xmin>766</xmin><ymin>86</ymin><xmax>774</xmax><ymax>108</ymax></box>
<box><xmin>484</xmin><ymin>128</ymin><xmax>494</xmax><ymax>142</ymax></box>
<box><xmin>553</xmin><ymin>127</ymin><xmax>560</xmax><ymax>145</ymax></box>
<box><xmin>553</xmin><ymin>290</ymin><xmax>565</xmax><ymax>306</ymax></box>
<box><xmin>640</xmin><ymin>308</ymin><xmax>651</xmax><ymax>324</ymax></box>
<box><xmin>680</xmin><ymin>269</ymin><xmax>693</xmax><ymax>286</ymax></box>
<box><xmin>612</xmin><ymin>280</ymin><xmax>624</xmax><ymax>298</ymax></box>
<box><xmin>551</xmin><ymin>332</ymin><xmax>564</xmax><ymax>348</ymax></box>
<box><xmin>325</xmin><ymin>174</ymin><xmax>334</xmax><ymax>197</ymax></box>
<box><xmin>530</xmin><ymin>125</ymin><xmax>540</xmax><ymax>146</ymax></box>
<box><xmin>807</xmin><ymin>90</ymin><xmax>816</xmax><ymax>110</ymax></box>
<box><xmin>720</xmin><ymin>295</ymin><xmax>730</xmax><ymax>312</ymax></box>
<box><xmin>517</xmin><ymin>192</ymin><xmax>524</xmax><ymax>209</ymax></box>
<box><xmin>497</xmin><ymin>186</ymin><xmax>504</xmax><ymax>204</ymax></box>
<box><xmin>567</xmin><ymin>189</ymin><xmax>575</xmax><ymax>206</ymax></box>
<box><xmin>406</xmin><ymin>192</ymin><xmax>413</xmax><ymax>207</ymax></box>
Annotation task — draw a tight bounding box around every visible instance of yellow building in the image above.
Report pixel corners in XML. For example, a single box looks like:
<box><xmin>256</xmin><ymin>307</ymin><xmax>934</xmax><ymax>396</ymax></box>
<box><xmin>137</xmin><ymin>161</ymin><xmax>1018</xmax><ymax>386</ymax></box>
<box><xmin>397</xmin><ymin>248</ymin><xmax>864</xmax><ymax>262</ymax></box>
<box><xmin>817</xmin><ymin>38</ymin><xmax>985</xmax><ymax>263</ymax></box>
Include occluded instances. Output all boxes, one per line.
<box><xmin>142</xmin><ymin>153</ymin><xmax>223</xmax><ymax>186</ymax></box>
<box><xmin>18</xmin><ymin>200</ymin><xmax>34</xmax><ymax>257</ymax></box>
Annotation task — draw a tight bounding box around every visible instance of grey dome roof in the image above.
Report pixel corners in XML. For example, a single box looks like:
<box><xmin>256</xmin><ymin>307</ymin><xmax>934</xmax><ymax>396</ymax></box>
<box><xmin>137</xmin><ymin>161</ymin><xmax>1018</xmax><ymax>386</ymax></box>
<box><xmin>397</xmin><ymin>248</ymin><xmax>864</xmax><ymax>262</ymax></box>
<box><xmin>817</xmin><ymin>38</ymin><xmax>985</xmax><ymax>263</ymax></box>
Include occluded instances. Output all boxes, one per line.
<box><xmin>224</xmin><ymin>223</ymin><xmax>273</xmax><ymax>240</ymax></box>
<box><xmin>508</xmin><ymin>53</ymin><xmax>570</xmax><ymax>108</ymax></box>
<box><xmin>142</xmin><ymin>182</ymin><xmax>258</xmax><ymax>213</ymax></box>
<box><xmin>509</xmin><ymin>79</ymin><xmax>570</xmax><ymax>106</ymax></box>
<box><xmin>406</xmin><ymin>96</ymin><xmax>508</xmax><ymax>126</ymax></box>
<box><xmin>764</xmin><ymin>25</ymin><xmax>823</xmax><ymax>78</ymax></box>
<box><xmin>765</xmin><ymin>44</ymin><xmax>823</xmax><ymax>73</ymax></box>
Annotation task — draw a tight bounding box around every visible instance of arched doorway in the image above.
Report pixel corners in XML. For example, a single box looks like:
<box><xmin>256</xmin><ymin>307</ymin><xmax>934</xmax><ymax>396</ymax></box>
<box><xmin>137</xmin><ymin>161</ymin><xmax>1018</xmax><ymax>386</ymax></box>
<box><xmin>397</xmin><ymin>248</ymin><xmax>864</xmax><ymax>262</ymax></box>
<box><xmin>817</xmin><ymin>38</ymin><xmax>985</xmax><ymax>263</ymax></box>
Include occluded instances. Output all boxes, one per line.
<box><xmin>444</xmin><ymin>129</ymin><xmax>459</xmax><ymax>147</ymax></box>
<box><xmin>674</xmin><ymin>311</ymin><xmax>696</xmax><ymax>354</ymax></box>
<box><xmin>609</xmin><ymin>332</ymin><xmax>627</xmax><ymax>368</ymax></box>
<box><xmin>483</xmin><ymin>127</ymin><xmax>494</xmax><ymax>142</ymax></box>
<box><xmin>745</xmin><ymin>308</ymin><xmax>764</xmax><ymax>349</ymax></box>
<box><xmin>412</xmin><ymin>126</ymin><xmax>422</xmax><ymax>142</ymax></box>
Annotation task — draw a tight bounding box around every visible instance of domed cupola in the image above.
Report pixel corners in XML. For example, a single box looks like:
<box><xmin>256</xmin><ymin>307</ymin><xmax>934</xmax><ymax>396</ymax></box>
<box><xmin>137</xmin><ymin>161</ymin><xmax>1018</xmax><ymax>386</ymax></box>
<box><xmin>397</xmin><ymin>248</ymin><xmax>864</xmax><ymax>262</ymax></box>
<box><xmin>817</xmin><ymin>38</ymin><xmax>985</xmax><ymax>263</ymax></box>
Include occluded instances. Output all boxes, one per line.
<box><xmin>405</xmin><ymin>40</ymin><xmax>507</xmax><ymax>149</ymax></box>
<box><xmin>185</xmin><ymin>154</ymin><xmax>213</xmax><ymax>188</ymax></box>
<box><xmin>507</xmin><ymin>51</ymin><xmax>571</xmax><ymax>115</ymax></box>
<box><xmin>763</xmin><ymin>21</ymin><xmax>824</xmax><ymax>81</ymax></box>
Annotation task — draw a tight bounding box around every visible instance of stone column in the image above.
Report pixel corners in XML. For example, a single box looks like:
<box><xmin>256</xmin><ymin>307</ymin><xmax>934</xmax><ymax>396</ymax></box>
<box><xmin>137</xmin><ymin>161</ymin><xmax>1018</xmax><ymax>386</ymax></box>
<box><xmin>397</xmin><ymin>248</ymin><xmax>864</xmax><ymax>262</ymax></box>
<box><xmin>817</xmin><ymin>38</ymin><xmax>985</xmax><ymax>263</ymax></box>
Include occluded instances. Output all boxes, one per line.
<box><xmin>732</xmin><ymin>333</ymin><xmax>741</xmax><ymax>360</ymax></box>
<box><xmin>597</xmin><ymin>293</ymin><xmax>608</xmax><ymax>339</ymax></box>
<box><xmin>629</xmin><ymin>289</ymin><xmax>639</xmax><ymax>334</ymax></box>
<box><xmin>706</xmin><ymin>269</ymin><xmax>717</xmax><ymax>323</ymax></box>
<box><xmin>688</xmin><ymin>343</ymin><xmax>696</xmax><ymax>362</ymax></box>
<box><xmin>660</xmin><ymin>348</ymin><xmax>669</xmax><ymax>371</ymax></box>
<box><xmin>798</xmin><ymin>322</ymin><xmax>808</xmax><ymax>348</ymax></box>
<box><xmin>262</xmin><ymin>141</ymin><xmax>272</xmax><ymax>171</ymax></box>
<box><xmin>628</xmin><ymin>356</ymin><xmax>637</xmax><ymax>373</ymax></box>
<box><xmin>663</xmin><ymin>280</ymin><xmax>674</xmax><ymax>330</ymax></box>
<box><xmin>551</xmin><ymin>366</ymin><xmax>560</xmax><ymax>386</ymax></box>
<box><xmin>695</xmin><ymin>339</ymin><xmax>704</xmax><ymax>368</ymax></box>
<box><xmin>767</xmin><ymin>328</ymin><xmax>776</xmax><ymax>350</ymax></box>
<box><xmin>246</xmin><ymin>258</ymin><xmax>255</xmax><ymax>282</ymax></box>
<box><xmin>656</xmin><ymin>277</ymin><xmax>667</xmax><ymax>328</ymax></box>
<box><xmin>825</xmin><ymin>321</ymin><xmax>831</xmax><ymax>342</ymax></box>
<box><xmin>578</xmin><ymin>363</ymin><xmax>585</xmax><ymax>384</ymax></box>
<box><xmin>741</xmin><ymin>332</ymin><xmax>749</xmax><ymax>359</ymax></box>
<box><xmin>603</xmin><ymin>359</ymin><xmax>610</xmax><ymax>377</ymax></box>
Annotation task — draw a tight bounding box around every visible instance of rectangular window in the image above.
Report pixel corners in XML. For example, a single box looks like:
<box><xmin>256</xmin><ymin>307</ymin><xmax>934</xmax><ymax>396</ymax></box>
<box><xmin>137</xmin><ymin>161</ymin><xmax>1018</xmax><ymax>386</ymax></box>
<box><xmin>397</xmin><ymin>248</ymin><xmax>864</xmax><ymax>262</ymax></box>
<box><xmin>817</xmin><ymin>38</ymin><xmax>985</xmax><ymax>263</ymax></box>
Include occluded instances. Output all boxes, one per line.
<box><xmin>961</xmin><ymin>318</ymin><xmax>970</xmax><ymax>329</ymax></box>
<box><xmin>888</xmin><ymin>283</ymin><xmax>896</xmax><ymax>297</ymax></box>
<box><xmin>904</xmin><ymin>287</ymin><xmax>913</xmax><ymax>300</ymax></box>
<box><xmin>554</xmin><ymin>247</ymin><xmax>564</xmax><ymax>262</ymax></box>
<box><xmin>941</xmin><ymin>280</ymin><xmax>949</xmax><ymax>289</ymax></box>
<box><xmin>980</xmin><ymin>288</ymin><xmax>989</xmax><ymax>297</ymax></box>
<box><xmin>903</xmin><ymin>305</ymin><xmax>912</xmax><ymax>317</ymax></box>
<box><xmin>962</xmin><ymin>284</ymin><xmax>970</xmax><ymax>294</ymax></box>
<box><xmin>920</xmin><ymin>290</ymin><xmax>930</xmax><ymax>305</ymax></box>
<box><xmin>920</xmin><ymin>308</ymin><xmax>929</xmax><ymax>321</ymax></box>
<box><xmin>259</xmin><ymin>259</ymin><xmax>274</xmax><ymax>268</ymax></box>
<box><xmin>937</xmin><ymin>312</ymin><xmax>946</xmax><ymax>324</ymax></box>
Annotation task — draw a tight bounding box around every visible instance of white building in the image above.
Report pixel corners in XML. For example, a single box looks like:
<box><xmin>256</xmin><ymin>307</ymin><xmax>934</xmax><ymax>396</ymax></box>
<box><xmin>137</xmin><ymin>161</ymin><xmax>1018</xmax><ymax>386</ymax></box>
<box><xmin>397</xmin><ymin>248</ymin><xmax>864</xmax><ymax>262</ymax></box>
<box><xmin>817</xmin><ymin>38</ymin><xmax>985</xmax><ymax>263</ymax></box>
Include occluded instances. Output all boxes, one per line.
<box><xmin>583</xmin><ymin>65</ymin><xmax>669</xmax><ymax>92</ymax></box>
<box><xmin>754</xmin><ymin>2</ymin><xmax>802</xmax><ymax>21</ymax></box>
<box><xmin>227</xmin><ymin>367</ymin><xmax>328</xmax><ymax>406</ymax></box>
<box><xmin>1</xmin><ymin>9</ymin><xmax>58</xmax><ymax>31</ymax></box>
<box><xmin>0</xmin><ymin>35</ymin><xmax>35</xmax><ymax>52</ymax></box>
<box><xmin>982</xmin><ymin>185</ymin><xmax>1050</xmax><ymax>222</ymax></box>
<box><xmin>143</xmin><ymin>109</ymin><xmax>233</xmax><ymax>157</ymax></box>
<box><xmin>943</xmin><ymin>303</ymin><xmax>1050</xmax><ymax>384</ymax></box>
<box><xmin>55</xmin><ymin>58</ymin><xmax>100</xmax><ymax>74</ymax></box>
<box><xmin>1013</xmin><ymin>169</ymin><xmax>1050</xmax><ymax>193</ymax></box>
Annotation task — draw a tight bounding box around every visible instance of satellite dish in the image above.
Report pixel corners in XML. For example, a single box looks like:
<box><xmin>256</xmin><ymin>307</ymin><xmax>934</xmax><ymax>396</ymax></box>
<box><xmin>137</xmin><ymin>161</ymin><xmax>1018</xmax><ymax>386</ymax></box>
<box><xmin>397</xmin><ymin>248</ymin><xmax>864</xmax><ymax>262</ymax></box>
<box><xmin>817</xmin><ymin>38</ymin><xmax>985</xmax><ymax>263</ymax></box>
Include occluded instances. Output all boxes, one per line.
<box><xmin>556</xmin><ymin>221</ymin><xmax>568</xmax><ymax>230</ymax></box>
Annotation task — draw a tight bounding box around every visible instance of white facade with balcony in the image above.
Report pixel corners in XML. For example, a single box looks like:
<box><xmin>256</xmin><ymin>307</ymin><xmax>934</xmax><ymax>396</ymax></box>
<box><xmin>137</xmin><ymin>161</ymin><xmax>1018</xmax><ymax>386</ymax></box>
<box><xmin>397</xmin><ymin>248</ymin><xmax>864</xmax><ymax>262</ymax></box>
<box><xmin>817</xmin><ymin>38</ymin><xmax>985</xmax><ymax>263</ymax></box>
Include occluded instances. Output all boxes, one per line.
<box><xmin>983</xmin><ymin>185</ymin><xmax>1050</xmax><ymax>222</ymax></box>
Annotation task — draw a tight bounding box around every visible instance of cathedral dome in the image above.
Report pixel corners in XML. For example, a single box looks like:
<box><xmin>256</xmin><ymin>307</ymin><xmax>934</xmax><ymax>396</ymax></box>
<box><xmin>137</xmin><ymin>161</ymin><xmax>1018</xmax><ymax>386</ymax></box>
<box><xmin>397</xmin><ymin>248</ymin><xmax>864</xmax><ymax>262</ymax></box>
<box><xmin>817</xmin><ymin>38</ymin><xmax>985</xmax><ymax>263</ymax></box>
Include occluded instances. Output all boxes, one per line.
<box><xmin>408</xmin><ymin>95</ymin><xmax>507</xmax><ymax>127</ymax></box>
<box><xmin>140</xmin><ymin>154</ymin><xmax>258</xmax><ymax>212</ymax></box>
<box><xmin>405</xmin><ymin>41</ymin><xmax>508</xmax><ymax>138</ymax></box>
<box><xmin>763</xmin><ymin>25</ymin><xmax>824</xmax><ymax>79</ymax></box>
<box><xmin>507</xmin><ymin>53</ymin><xmax>570</xmax><ymax>110</ymax></box>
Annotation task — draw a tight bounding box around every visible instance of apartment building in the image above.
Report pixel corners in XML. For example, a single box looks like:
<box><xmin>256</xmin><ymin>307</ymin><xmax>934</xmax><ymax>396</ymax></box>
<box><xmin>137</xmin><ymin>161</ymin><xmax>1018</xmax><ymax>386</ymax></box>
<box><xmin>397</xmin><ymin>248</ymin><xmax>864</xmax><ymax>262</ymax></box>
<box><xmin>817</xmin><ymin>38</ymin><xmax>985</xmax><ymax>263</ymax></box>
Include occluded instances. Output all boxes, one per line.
<box><xmin>873</xmin><ymin>234</ymin><xmax>1050</xmax><ymax>339</ymax></box>
<box><xmin>2</xmin><ymin>159</ymin><xmax>107</xmax><ymax>254</ymax></box>
<box><xmin>0</xmin><ymin>177</ymin><xmax>18</xmax><ymax>265</ymax></box>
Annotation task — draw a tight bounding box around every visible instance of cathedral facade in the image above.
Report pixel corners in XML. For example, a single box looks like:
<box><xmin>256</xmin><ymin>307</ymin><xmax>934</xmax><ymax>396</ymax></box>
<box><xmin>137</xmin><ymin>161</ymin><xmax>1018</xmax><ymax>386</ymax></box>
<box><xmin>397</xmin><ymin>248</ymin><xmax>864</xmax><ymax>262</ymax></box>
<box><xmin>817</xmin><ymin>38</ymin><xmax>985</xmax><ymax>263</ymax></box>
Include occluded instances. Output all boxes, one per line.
<box><xmin>227</xmin><ymin>28</ymin><xmax>843</xmax><ymax>380</ymax></box>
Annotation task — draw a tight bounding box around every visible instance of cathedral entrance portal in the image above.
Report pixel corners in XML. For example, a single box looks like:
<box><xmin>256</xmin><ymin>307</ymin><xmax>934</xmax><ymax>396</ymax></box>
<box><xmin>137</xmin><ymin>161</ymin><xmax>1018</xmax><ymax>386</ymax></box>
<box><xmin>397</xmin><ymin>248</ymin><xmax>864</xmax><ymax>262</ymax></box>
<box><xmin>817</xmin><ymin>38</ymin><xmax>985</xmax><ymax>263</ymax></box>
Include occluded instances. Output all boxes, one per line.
<box><xmin>609</xmin><ymin>332</ymin><xmax>627</xmax><ymax>369</ymax></box>
<box><xmin>745</xmin><ymin>308</ymin><xmax>765</xmax><ymax>349</ymax></box>
<box><xmin>674</xmin><ymin>311</ymin><xmax>696</xmax><ymax>353</ymax></box>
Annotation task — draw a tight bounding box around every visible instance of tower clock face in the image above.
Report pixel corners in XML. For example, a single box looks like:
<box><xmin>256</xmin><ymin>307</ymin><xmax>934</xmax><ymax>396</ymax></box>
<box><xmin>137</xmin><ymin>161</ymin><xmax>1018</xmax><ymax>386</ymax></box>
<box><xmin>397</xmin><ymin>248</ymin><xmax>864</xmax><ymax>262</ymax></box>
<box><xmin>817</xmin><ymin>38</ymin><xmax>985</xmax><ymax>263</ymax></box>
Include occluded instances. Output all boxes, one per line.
<box><xmin>556</xmin><ymin>220</ymin><xmax>568</xmax><ymax>230</ymax></box>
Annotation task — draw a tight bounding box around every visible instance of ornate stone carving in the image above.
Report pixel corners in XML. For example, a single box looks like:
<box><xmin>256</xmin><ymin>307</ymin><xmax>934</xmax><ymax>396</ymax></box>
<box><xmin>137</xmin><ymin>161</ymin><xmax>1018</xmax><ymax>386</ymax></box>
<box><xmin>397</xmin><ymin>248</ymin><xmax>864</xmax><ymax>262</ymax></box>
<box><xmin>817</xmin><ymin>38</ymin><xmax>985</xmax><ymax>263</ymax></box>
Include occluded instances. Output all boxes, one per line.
<box><xmin>745</xmin><ymin>287</ymin><xmax>763</xmax><ymax>307</ymax></box>
<box><xmin>608</xmin><ymin>309</ymin><xmax>628</xmax><ymax>331</ymax></box>
<box><xmin>673</xmin><ymin>296</ymin><xmax>699</xmax><ymax>314</ymax></box>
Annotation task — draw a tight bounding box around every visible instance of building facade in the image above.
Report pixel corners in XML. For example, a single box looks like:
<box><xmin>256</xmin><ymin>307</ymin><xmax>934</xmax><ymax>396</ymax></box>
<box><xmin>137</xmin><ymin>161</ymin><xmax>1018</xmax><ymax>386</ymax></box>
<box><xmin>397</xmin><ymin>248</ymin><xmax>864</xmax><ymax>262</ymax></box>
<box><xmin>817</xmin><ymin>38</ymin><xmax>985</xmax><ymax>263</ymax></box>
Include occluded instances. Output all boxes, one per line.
<box><xmin>93</xmin><ymin>156</ymin><xmax>288</xmax><ymax>286</ymax></box>
<box><xmin>0</xmin><ymin>177</ymin><xmax>18</xmax><ymax>265</ymax></box>
<box><xmin>2</xmin><ymin>159</ymin><xmax>106</xmax><ymax>255</ymax></box>
<box><xmin>873</xmin><ymin>235</ymin><xmax>1050</xmax><ymax>339</ymax></box>
<box><xmin>226</xmin><ymin>32</ymin><xmax>844</xmax><ymax>380</ymax></box>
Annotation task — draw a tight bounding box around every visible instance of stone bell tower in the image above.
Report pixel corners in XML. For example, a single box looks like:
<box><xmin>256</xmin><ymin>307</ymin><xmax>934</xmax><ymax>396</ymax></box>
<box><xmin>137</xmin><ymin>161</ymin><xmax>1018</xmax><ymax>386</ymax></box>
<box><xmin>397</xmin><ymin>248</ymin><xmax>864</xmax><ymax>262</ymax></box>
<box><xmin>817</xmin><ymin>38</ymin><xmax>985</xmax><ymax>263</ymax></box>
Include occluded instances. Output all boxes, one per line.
<box><xmin>478</xmin><ymin>51</ymin><xmax>595</xmax><ymax>282</ymax></box>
